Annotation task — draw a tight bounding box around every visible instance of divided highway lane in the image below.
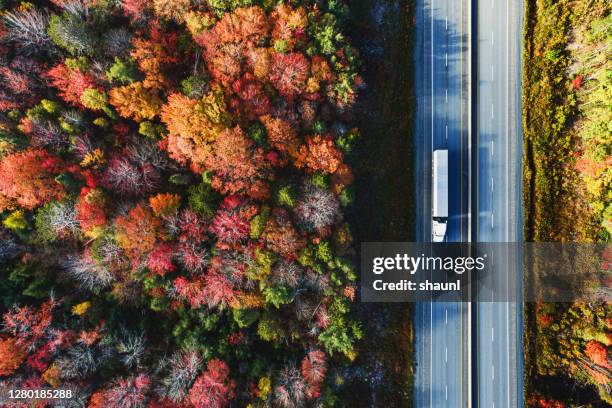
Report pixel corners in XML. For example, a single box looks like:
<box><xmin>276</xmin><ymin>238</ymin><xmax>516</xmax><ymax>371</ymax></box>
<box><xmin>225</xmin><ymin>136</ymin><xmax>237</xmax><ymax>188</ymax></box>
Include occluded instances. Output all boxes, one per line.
<box><xmin>413</xmin><ymin>0</ymin><xmax>470</xmax><ymax>405</ymax></box>
<box><xmin>475</xmin><ymin>0</ymin><xmax>523</xmax><ymax>407</ymax></box>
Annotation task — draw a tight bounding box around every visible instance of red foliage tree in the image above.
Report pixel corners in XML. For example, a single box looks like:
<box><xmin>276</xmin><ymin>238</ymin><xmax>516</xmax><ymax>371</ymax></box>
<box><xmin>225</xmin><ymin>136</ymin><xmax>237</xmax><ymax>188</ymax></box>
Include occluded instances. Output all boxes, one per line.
<box><xmin>148</xmin><ymin>398</ymin><xmax>184</xmax><ymax>408</ymax></box>
<box><xmin>2</xmin><ymin>300</ymin><xmax>54</xmax><ymax>349</ymax></box>
<box><xmin>269</xmin><ymin>52</ymin><xmax>309</xmax><ymax>100</ymax></box>
<box><xmin>75</xmin><ymin>187</ymin><xmax>106</xmax><ymax>234</ymax></box>
<box><xmin>122</xmin><ymin>0</ymin><xmax>151</xmax><ymax>21</ymax></box>
<box><xmin>202</xmin><ymin>271</ymin><xmax>238</xmax><ymax>309</ymax></box>
<box><xmin>0</xmin><ymin>148</ymin><xmax>65</xmax><ymax>211</ymax></box>
<box><xmin>177</xmin><ymin>242</ymin><xmax>209</xmax><ymax>274</ymax></box>
<box><xmin>45</xmin><ymin>63</ymin><xmax>99</xmax><ymax>107</ymax></box>
<box><xmin>177</xmin><ymin>209</ymin><xmax>209</xmax><ymax>243</ymax></box>
<box><xmin>174</xmin><ymin>251</ymin><xmax>245</xmax><ymax>309</ymax></box>
<box><xmin>527</xmin><ymin>394</ymin><xmax>566</xmax><ymax>408</ymax></box>
<box><xmin>173</xmin><ymin>276</ymin><xmax>207</xmax><ymax>308</ymax></box>
<box><xmin>147</xmin><ymin>243</ymin><xmax>175</xmax><ymax>276</ymax></box>
<box><xmin>228</xmin><ymin>331</ymin><xmax>245</xmax><ymax>346</ymax></box>
<box><xmin>205</xmin><ymin>126</ymin><xmax>272</xmax><ymax>199</ymax></box>
<box><xmin>231</xmin><ymin>73</ymin><xmax>271</xmax><ymax>119</ymax></box>
<box><xmin>209</xmin><ymin>195</ymin><xmax>256</xmax><ymax>245</ymax></box>
<box><xmin>300</xmin><ymin>350</ymin><xmax>327</xmax><ymax>399</ymax></box>
<box><xmin>105</xmin><ymin>374</ymin><xmax>151</xmax><ymax>408</ymax></box>
<box><xmin>0</xmin><ymin>57</ymin><xmax>43</xmax><ymax>110</ymax></box>
<box><xmin>575</xmin><ymin>153</ymin><xmax>612</xmax><ymax>178</ymax></box>
<box><xmin>103</xmin><ymin>155</ymin><xmax>160</xmax><ymax>196</ymax></box>
<box><xmin>27</xmin><ymin>342</ymin><xmax>54</xmax><ymax>372</ymax></box>
<box><xmin>188</xmin><ymin>359</ymin><xmax>235</xmax><ymax>408</ymax></box>
<box><xmin>300</xmin><ymin>350</ymin><xmax>327</xmax><ymax>385</ymax></box>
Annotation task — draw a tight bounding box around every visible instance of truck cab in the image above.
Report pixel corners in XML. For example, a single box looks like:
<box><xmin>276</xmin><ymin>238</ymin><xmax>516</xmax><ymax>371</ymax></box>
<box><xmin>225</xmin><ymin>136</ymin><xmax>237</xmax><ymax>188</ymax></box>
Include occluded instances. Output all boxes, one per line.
<box><xmin>432</xmin><ymin>149</ymin><xmax>448</xmax><ymax>242</ymax></box>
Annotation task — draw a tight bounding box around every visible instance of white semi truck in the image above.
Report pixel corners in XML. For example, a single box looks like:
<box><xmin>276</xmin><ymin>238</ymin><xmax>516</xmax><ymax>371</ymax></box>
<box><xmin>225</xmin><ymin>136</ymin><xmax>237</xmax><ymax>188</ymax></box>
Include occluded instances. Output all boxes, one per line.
<box><xmin>432</xmin><ymin>149</ymin><xmax>448</xmax><ymax>242</ymax></box>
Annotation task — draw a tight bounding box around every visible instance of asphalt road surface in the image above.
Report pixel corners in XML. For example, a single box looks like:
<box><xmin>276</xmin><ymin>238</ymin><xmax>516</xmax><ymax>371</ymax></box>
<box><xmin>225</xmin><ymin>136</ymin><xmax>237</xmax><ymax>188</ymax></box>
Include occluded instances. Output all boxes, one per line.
<box><xmin>413</xmin><ymin>0</ymin><xmax>470</xmax><ymax>405</ymax></box>
<box><xmin>475</xmin><ymin>0</ymin><xmax>524</xmax><ymax>407</ymax></box>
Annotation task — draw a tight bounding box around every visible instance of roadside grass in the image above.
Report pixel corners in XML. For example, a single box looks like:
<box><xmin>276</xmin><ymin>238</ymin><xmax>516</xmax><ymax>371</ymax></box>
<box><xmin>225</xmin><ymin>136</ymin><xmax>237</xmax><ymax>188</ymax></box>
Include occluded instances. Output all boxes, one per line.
<box><xmin>342</xmin><ymin>0</ymin><xmax>416</xmax><ymax>405</ymax></box>
<box><xmin>522</xmin><ymin>0</ymin><xmax>575</xmax><ymax>242</ymax></box>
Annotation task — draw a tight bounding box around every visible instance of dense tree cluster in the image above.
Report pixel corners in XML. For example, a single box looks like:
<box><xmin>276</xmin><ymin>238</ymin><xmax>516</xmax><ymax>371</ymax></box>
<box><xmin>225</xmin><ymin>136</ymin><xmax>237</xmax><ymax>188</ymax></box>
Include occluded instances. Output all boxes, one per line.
<box><xmin>0</xmin><ymin>0</ymin><xmax>363</xmax><ymax>406</ymax></box>
<box><xmin>571</xmin><ymin>10</ymin><xmax>612</xmax><ymax>238</ymax></box>
<box><xmin>534</xmin><ymin>302</ymin><xmax>612</xmax><ymax>404</ymax></box>
<box><xmin>524</xmin><ymin>1</ymin><xmax>611</xmax><ymax>405</ymax></box>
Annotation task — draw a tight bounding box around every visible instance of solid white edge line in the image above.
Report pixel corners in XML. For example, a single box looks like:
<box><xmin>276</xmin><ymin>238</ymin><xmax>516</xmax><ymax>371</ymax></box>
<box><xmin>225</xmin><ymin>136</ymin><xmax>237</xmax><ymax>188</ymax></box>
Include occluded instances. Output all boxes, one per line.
<box><xmin>506</xmin><ymin>1</ymin><xmax>512</xmax><ymax>407</ymax></box>
<box><xmin>430</xmin><ymin>0</ymin><xmax>434</xmax><ymax>406</ymax></box>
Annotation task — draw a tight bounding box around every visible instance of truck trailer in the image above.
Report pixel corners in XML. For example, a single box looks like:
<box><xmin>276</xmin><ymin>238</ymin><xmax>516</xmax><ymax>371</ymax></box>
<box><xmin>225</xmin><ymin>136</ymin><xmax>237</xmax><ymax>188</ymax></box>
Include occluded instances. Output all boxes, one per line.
<box><xmin>432</xmin><ymin>149</ymin><xmax>448</xmax><ymax>242</ymax></box>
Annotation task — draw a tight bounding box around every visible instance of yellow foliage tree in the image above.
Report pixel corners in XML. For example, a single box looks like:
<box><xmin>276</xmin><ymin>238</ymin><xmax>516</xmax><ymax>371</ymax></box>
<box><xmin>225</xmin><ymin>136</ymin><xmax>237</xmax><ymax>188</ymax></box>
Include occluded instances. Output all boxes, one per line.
<box><xmin>109</xmin><ymin>82</ymin><xmax>162</xmax><ymax>122</ymax></box>
<box><xmin>161</xmin><ymin>87</ymin><xmax>229</xmax><ymax>171</ymax></box>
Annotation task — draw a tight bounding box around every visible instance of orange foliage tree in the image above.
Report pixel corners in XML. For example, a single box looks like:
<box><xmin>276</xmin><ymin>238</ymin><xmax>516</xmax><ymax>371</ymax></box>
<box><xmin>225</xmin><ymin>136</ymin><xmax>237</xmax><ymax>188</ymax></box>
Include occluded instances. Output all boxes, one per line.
<box><xmin>160</xmin><ymin>89</ymin><xmax>228</xmax><ymax>171</ymax></box>
<box><xmin>196</xmin><ymin>6</ymin><xmax>270</xmax><ymax>85</ymax></box>
<box><xmin>261</xmin><ymin>115</ymin><xmax>301</xmax><ymax>158</ymax></box>
<box><xmin>0</xmin><ymin>337</ymin><xmax>27</xmax><ymax>376</ymax></box>
<box><xmin>0</xmin><ymin>148</ymin><xmax>65</xmax><ymax>211</ymax></box>
<box><xmin>205</xmin><ymin>126</ymin><xmax>272</xmax><ymax>199</ymax></box>
<box><xmin>130</xmin><ymin>25</ymin><xmax>182</xmax><ymax>90</ymax></box>
<box><xmin>295</xmin><ymin>134</ymin><xmax>343</xmax><ymax>173</ymax></box>
<box><xmin>115</xmin><ymin>204</ymin><xmax>161</xmax><ymax>262</ymax></box>
<box><xmin>262</xmin><ymin>211</ymin><xmax>306</xmax><ymax>258</ymax></box>
<box><xmin>270</xmin><ymin>5</ymin><xmax>308</xmax><ymax>50</ymax></box>
<box><xmin>149</xmin><ymin>192</ymin><xmax>181</xmax><ymax>217</ymax></box>
<box><xmin>585</xmin><ymin>340</ymin><xmax>610</xmax><ymax>368</ymax></box>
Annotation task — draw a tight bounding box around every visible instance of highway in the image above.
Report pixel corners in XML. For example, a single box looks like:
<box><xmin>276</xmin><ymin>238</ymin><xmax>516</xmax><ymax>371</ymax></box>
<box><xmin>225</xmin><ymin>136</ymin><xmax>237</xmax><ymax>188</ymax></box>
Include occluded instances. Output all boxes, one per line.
<box><xmin>413</xmin><ymin>0</ymin><xmax>524</xmax><ymax>406</ymax></box>
<box><xmin>413</xmin><ymin>0</ymin><xmax>470</xmax><ymax>405</ymax></box>
<box><xmin>475</xmin><ymin>0</ymin><xmax>524</xmax><ymax>407</ymax></box>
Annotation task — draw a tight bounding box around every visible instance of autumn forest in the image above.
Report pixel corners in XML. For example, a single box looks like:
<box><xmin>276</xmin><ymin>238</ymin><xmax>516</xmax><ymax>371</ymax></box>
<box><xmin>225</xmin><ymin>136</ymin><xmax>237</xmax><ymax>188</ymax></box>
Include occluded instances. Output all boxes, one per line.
<box><xmin>0</xmin><ymin>0</ymin><xmax>367</xmax><ymax>406</ymax></box>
